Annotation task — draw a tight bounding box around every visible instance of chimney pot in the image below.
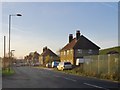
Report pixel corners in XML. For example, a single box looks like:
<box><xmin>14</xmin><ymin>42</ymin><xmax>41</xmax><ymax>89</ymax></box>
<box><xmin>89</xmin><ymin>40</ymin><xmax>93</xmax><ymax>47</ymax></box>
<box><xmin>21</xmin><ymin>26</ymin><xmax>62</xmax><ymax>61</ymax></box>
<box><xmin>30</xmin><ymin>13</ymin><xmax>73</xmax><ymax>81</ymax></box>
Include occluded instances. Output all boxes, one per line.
<box><xmin>76</xmin><ymin>30</ymin><xmax>80</xmax><ymax>40</ymax></box>
<box><xmin>43</xmin><ymin>46</ymin><xmax>47</xmax><ymax>52</ymax></box>
<box><xmin>69</xmin><ymin>34</ymin><xmax>73</xmax><ymax>43</ymax></box>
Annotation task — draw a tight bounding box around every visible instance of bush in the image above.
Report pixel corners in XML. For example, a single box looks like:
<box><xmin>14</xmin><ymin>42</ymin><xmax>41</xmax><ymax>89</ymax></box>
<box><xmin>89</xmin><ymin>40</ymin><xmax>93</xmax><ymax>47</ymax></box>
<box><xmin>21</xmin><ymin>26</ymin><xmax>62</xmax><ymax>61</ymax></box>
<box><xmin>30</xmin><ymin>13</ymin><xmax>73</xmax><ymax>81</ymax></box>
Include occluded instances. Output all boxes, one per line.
<box><xmin>111</xmin><ymin>72</ymin><xmax>120</xmax><ymax>81</ymax></box>
<box><xmin>2</xmin><ymin>68</ymin><xmax>15</xmax><ymax>76</ymax></box>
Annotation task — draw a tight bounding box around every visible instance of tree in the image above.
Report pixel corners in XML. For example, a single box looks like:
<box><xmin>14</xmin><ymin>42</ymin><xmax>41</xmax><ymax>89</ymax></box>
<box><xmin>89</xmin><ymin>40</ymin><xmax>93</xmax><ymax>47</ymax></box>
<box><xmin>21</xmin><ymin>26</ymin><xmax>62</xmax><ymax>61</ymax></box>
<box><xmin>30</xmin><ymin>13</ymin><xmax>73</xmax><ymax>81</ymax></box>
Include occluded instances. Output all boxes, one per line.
<box><xmin>45</xmin><ymin>55</ymin><xmax>53</xmax><ymax>64</ymax></box>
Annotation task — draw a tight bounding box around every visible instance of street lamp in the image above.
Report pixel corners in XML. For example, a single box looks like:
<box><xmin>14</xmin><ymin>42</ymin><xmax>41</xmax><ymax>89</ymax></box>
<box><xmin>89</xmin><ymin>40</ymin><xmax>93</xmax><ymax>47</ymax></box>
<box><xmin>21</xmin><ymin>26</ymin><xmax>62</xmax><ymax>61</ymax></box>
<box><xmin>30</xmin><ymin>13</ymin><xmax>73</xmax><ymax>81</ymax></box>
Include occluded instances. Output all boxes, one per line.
<box><xmin>11</xmin><ymin>50</ymin><xmax>15</xmax><ymax>66</ymax></box>
<box><xmin>11</xmin><ymin>50</ymin><xmax>15</xmax><ymax>57</ymax></box>
<box><xmin>8</xmin><ymin>13</ymin><xmax>22</xmax><ymax>71</ymax></box>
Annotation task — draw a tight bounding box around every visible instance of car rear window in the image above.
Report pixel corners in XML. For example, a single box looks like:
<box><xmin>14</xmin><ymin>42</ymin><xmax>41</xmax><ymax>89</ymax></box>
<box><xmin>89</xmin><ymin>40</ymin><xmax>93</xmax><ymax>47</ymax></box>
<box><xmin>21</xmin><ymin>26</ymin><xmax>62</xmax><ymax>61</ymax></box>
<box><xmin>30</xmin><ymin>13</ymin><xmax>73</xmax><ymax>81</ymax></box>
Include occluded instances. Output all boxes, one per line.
<box><xmin>55</xmin><ymin>62</ymin><xmax>59</xmax><ymax>64</ymax></box>
<box><xmin>64</xmin><ymin>62</ymin><xmax>71</xmax><ymax>65</ymax></box>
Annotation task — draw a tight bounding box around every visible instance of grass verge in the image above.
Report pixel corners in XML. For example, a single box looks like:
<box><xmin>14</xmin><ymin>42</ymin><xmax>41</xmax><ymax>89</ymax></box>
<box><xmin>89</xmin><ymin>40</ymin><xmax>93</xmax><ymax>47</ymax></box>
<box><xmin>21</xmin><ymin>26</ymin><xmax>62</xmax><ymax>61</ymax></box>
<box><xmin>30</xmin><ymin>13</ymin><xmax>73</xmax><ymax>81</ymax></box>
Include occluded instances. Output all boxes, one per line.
<box><xmin>36</xmin><ymin>65</ymin><xmax>119</xmax><ymax>82</ymax></box>
<box><xmin>53</xmin><ymin>67</ymin><xmax>120</xmax><ymax>82</ymax></box>
<box><xmin>2</xmin><ymin>68</ymin><xmax>15</xmax><ymax>76</ymax></box>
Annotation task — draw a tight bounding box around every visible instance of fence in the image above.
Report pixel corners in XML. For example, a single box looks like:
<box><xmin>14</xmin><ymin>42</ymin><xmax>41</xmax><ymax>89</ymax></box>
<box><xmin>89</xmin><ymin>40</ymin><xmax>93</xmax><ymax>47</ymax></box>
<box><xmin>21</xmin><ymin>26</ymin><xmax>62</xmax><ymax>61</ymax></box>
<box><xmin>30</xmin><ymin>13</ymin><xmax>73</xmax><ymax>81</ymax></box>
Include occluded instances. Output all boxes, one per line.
<box><xmin>83</xmin><ymin>54</ymin><xmax>120</xmax><ymax>75</ymax></box>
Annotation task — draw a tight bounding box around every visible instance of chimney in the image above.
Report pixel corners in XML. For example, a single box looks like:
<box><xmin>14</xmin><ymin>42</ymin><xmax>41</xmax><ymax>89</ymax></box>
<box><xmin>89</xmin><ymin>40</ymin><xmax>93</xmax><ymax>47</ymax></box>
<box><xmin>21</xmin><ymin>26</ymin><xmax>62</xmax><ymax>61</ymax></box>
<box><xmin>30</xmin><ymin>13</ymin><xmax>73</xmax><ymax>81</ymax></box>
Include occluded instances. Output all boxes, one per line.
<box><xmin>43</xmin><ymin>46</ymin><xmax>47</xmax><ymax>52</ymax></box>
<box><xmin>76</xmin><ymin>30</ymin><xmax>80</xmax><ymax>40</ymax></box>
<box><xmin>69</xmin><ymin>34</ymin><xmax>73</xmax><ymax>43</ymax></box>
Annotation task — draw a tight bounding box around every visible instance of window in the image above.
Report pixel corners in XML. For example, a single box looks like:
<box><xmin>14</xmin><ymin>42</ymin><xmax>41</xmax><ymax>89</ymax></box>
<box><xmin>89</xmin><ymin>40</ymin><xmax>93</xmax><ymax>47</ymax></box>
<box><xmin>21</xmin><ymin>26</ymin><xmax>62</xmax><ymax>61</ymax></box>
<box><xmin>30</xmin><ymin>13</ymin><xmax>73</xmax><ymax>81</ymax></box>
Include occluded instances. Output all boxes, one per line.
<box><xmin>78</xmin><ymin>49</ymin><xmax>82</xmax><ymax>54</ymax></box>
<box><xmin>88</xmin><ymin>49</ymin><xmax>92</xmax><ymax>54</ymax></box>
<box><xmin>61</xmin><ymin>52</ymin><xmax>63</xmax><ymax>55</ymax></box>
<box><xmin>62</xmin><ymin>52</ymin><xmax>64</xmax><ymax>55</ymax></box>
<box><xmin>51</xmin><ymin>56</ymin><xmax>53</xmax><ymax>59</ymax></box>
<box><xmin>64</xmin><ymin>51</ymin><xmax>66</xmax><ymax>55</ymax></box>
<box><xmin>67</xmin><ymin>50</ymin><xmax>69</xmax><ymax>55</ymax></box>
<box><xmin>70</xmin><ymin>49</ymin><xmax>73</xmax><ymax>54</ymax></box>
<box><xmin>60</xmin><ymin>52</ymin><xmax>62</xmax><ymax>55</ymax></box>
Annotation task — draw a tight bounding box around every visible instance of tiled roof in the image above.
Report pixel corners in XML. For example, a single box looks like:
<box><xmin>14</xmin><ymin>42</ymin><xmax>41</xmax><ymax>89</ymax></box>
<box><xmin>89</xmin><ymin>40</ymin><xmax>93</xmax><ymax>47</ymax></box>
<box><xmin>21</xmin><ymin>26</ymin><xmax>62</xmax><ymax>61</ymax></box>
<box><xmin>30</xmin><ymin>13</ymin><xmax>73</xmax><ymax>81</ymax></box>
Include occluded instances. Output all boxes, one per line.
<box><xmin>40</xmin><ymin>48</ymin><xmax>58</xmax><ymax>57</ymax></box>
<box><xmin>61</xmin><ymin>35</ymin><xmax>100</xmax><ymax>51</ymax></box>
<box><xmin>61</xmin><ymin>38</ymin><xmax>77</xmax><ymax>51</ymax></box>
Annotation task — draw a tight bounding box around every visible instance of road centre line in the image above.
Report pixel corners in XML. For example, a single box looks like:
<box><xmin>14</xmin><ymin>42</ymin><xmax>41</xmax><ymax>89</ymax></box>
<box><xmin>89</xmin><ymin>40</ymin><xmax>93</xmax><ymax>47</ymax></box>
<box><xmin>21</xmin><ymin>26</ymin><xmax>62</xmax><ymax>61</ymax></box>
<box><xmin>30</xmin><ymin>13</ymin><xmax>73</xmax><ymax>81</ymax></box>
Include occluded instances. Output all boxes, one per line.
<box><xmin>63</xmin><ymin>77</ymin><xmax>77</xmax><ymax>82</ymax></box>
<box><xmin>84</xmin><ymin>83</ymin><xmax>109</xmax><ymax>90</ymax></box>
<box><xmin>54</xmin><ymin>75</ymin><xmax>76</xmax><ymax>82</ymax></box>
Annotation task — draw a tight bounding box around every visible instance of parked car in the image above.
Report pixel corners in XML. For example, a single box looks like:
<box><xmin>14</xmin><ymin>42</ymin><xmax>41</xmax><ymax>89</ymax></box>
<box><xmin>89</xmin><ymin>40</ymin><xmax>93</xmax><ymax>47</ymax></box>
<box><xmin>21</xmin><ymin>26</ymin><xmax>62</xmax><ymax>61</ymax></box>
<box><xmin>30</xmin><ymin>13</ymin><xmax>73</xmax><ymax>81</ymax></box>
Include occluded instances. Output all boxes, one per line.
<box><xmin>24</xmin><ymin>62</ymin><xmax>29</xmax><ymax>66</ymax></box>
<box><xmin>52</xmin><ymin>61</ymin><xmax>59</xmax><ymax>68</ymax></box>
<box><xmin>33</xmin><ymin>62</ymin><xmax>40</xmax><ymax>66</ymax></box>
<box><xmin>57</xmin><ymin>62</ymin><xmax>72</xmax><ymax>71</ymax></box>
<box><xmin>20</xmin><ymin>62</ymin><xmax>25</xmax><ymax>66</ymax></box>
<box><xmin>46</xmin><ymin>63</ymin><xmax>51</xmax><ymax>68</ymax></box>
<box><xmin>16</xmin><ymin>63</ymin><xmax>21</xmax><ymax>67</ymax></box>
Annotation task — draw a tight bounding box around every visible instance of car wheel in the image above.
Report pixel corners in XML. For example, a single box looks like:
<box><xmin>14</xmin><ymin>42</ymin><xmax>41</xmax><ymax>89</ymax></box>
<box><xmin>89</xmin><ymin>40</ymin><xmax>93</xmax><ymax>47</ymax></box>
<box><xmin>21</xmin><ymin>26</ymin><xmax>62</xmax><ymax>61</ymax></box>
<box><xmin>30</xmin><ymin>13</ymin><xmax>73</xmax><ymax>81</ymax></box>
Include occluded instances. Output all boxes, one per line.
<box><xmin>61</xmin><ymin>67</ymin><xmax>64</xmax><ymax>71</ymax></box>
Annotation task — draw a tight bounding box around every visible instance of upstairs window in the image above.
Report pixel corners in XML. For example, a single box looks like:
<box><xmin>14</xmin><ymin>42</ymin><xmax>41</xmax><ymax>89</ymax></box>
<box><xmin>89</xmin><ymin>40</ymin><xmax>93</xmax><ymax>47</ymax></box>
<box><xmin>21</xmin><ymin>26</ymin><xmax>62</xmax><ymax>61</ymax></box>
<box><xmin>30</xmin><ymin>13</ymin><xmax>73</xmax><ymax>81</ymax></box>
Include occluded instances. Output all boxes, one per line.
<box><xmin>78</xmin><ymin>49</ymin><xmax>82</xmax><ymax>54</ymax></box>
<box><xmin>88</xmin><ymin>49</ymin><xmax>93</xmax><ymax>54</ymax></box>
<box><xmin>61</xmin><ymin>52</ymin><xmax>63</xmax><ymax>55</ymax></box>
<box><xmin>67</xmin><ymin>50</ymin><xmax>69</xmax><ymax>55</ymax></box>
<box><xmin>70</xmin><ymin>49</ymin><xmax>73</xmax><ymax>54</ymax></box>
<box><xmin>64</xmin><ymin>51</ymin><xmax>66</xmax><ymax>55</ymax></box>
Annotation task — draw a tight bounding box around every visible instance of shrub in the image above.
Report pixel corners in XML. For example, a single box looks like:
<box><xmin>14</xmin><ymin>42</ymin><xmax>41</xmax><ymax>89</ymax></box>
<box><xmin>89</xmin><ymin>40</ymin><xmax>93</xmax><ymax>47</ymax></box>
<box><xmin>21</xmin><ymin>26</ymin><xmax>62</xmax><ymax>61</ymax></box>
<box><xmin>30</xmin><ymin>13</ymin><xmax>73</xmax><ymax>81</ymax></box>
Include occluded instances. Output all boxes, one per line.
<box><xmin>111</xmin><ymin>72</ymin><xmax>120</xmax><ymax>81</ymax></box>
<box><xmin>2</xmin><ymin>68</ymin><xmax>15</xmax><ymax>76</ymax></box>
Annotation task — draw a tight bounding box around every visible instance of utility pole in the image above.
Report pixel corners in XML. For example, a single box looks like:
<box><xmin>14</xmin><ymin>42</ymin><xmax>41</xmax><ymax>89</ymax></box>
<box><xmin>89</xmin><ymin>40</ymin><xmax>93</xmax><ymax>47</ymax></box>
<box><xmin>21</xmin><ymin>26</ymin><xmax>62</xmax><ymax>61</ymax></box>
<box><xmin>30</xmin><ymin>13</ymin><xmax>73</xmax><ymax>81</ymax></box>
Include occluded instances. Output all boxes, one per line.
<box><xmin>8</xmin><ymin>15</ymin><xmax>11</xmax><ymax>71</ymax></box>
<box><xmin>3</xmin><ymin>36</ymin><xmax>6</xmax><ymax>69</ymax></box>
<box><xmin>4</xmin><ymin>36</ymin><xmax>6</xmax><ymax>58</ymax></box>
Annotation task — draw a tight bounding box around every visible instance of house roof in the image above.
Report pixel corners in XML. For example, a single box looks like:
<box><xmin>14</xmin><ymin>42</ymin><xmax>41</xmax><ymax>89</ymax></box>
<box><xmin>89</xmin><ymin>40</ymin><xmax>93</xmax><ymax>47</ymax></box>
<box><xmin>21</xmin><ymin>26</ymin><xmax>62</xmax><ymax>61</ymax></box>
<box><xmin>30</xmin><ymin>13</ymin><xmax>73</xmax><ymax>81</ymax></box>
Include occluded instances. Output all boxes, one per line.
<box><xmin>61</xmin><ymin>35</ymin><xmax>100</xmax><ymax>51</ymax></box>
<box><xmin>60</xmin><ymin>38</ymin><xmax>77</xmax><ymax>51</ymax></box>
<box><xmin>40</xmin><ymin>48</ymin><xmax>58</xmax><ymax>57</ymax></box>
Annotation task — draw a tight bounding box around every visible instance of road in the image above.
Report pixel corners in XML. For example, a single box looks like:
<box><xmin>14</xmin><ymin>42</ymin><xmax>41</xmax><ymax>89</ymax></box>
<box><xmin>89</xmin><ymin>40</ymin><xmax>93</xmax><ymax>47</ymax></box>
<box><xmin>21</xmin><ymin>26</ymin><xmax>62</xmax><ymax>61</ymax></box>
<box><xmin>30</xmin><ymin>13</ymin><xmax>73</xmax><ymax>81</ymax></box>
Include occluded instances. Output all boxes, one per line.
<box><xmin>2</xmin><ymin>66</ymin><xmax>119</xmax><ymax>89</ymax></box>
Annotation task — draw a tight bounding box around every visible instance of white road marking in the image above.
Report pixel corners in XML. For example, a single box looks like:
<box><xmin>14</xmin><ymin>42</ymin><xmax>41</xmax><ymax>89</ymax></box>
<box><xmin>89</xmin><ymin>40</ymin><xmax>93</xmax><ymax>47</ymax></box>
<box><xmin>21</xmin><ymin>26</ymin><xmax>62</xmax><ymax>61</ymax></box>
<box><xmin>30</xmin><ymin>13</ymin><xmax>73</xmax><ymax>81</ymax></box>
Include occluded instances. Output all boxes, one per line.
<box><xmin>84</xmin><ymin>83</ymin><xmax>109</xmax><ymax>90</ymax></box>
<box><xmin>63</xmin><ymin>77</ymin><xmax>77</xmax><ymax>82</ymax></box>
<box><xmin>54</xmin><ymin>75</ymin><xmax>76</xmax><ymax>82</ymax></box>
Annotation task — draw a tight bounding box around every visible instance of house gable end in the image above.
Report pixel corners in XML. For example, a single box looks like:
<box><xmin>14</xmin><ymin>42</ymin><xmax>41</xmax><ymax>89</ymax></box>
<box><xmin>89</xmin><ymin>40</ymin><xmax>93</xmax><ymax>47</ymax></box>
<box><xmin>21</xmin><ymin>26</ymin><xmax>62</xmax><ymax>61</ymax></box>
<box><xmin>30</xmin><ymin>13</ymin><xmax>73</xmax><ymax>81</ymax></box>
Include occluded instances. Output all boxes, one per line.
<box><xmin>74</xmin><ymin>35</ymin><xmax>100</xmax><ymax>49</ymax></box>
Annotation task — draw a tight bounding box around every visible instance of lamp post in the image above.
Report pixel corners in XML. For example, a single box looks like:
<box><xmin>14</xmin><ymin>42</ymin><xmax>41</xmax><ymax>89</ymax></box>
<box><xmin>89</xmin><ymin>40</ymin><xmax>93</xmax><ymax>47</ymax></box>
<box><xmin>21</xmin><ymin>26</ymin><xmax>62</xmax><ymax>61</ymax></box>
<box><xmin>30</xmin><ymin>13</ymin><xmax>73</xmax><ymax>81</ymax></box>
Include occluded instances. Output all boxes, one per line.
<box><xmin>11</xmin><ymin>50</ymin><xmax>15</xmax><ymax>57</ymax></box>
<box><xmin>8</xmin><ymin>14</ymin><xmax>22</xmax><ymax>71</ymax></box>
<box><xmin>11</xmin><ymin>50</ymin><xmax>15</xmax><ymax>66</ymax></box>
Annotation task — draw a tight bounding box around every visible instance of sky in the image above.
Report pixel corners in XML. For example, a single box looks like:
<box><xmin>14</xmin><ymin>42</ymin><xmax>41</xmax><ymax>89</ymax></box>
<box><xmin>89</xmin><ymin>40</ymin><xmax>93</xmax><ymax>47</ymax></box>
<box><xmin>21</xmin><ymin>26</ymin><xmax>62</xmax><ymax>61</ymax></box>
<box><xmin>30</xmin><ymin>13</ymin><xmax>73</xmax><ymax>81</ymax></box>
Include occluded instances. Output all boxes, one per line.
<box><xmin>0</xmin><ymin>1</ymin><xmax>119</xmax><ymax>59</ymax></box>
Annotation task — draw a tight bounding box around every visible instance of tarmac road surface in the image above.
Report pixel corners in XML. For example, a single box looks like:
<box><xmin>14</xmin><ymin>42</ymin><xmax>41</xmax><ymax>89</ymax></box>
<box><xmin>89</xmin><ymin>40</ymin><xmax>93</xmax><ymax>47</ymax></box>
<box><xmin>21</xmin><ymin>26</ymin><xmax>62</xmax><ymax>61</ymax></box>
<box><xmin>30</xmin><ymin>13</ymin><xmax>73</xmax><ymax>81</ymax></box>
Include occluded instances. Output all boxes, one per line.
<box><xmin>2</xmin><ymin>66</ymin><xmax>119</xmax><ymax>89</ymax></box>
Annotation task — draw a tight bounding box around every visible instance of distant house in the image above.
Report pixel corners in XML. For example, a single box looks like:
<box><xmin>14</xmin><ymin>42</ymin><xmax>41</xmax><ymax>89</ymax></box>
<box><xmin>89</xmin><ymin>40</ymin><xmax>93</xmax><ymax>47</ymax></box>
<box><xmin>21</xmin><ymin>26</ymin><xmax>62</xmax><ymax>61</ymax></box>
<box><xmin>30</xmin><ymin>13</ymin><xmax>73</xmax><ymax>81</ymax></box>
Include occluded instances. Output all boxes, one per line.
<box><xmin>24</xmin><ymin>51</ymin><xmax>40</xmax><ymax>65</ymax></box>
<box><xmin>60</xmin><ymin>30</ymin><xmax>100</xmax><ymax>65</ymax></box>
<box><xmin>32</xmin><ymin>51</ymin><xmax>40</xmax><ymax>63</ymax></box>
<box><xmin>39</xmin><ymin>47</ymin><xmax>59</xmax><ymax>65</ymax></box>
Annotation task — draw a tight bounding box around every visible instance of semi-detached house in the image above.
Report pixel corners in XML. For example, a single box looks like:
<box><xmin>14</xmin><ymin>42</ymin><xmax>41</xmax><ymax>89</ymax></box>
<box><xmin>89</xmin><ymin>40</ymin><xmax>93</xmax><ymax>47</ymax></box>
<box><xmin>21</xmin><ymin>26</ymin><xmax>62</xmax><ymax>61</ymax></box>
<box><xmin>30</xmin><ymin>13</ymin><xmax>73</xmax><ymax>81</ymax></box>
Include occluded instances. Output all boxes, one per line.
<box><xmin>60</xmin><ymin>30</ymin><xmax>100</xmax><ymax>65</ymax></box>
<box><xmin>39</xmin><ymin>47</ymin><xmax>59</xmax><ymax>65</ymax></box>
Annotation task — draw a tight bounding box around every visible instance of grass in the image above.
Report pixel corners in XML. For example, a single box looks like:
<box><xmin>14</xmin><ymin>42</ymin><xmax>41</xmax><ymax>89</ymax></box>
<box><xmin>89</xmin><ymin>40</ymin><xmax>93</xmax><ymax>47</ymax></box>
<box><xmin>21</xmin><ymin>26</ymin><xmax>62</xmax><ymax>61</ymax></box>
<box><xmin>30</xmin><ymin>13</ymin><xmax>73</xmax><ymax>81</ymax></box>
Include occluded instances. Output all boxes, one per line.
<box><xmin>99</xmin><ymin>46</ymin><xmax>120</xmax><ymax>55</ymax></box>
<box><xmin>2</xmin><ymin>68</ymin><xmax>15</xmax><ymax>76</ymax></box>
<box><xmin>35</xmin><ymin>65</ymin><xmax>120</xmax><ymax>82</ymax></box>
<box><xmin>53</xmin><ymin>67</ymin><xmax>120</xmax><ymax>82</ymax></box>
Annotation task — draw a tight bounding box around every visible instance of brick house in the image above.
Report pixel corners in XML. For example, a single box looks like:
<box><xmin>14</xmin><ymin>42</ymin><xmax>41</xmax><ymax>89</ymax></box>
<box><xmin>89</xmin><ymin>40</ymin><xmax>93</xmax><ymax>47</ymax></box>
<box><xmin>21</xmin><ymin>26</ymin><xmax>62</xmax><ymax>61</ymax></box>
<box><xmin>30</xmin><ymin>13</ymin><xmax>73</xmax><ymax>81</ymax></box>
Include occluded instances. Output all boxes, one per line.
<box><xmin>24</xmin><ymin>51</ymin><xmax>40</xmax><ymax>65</ymax></box>
<box><xmin>39</xmin><ymin>47</ymin><xmax>59</xmax><ymax>65</ymax></box>
<box><xmin>60</xmin><ymin>30</ymin><xmax>100</xmax><ymax>65</ymax></box>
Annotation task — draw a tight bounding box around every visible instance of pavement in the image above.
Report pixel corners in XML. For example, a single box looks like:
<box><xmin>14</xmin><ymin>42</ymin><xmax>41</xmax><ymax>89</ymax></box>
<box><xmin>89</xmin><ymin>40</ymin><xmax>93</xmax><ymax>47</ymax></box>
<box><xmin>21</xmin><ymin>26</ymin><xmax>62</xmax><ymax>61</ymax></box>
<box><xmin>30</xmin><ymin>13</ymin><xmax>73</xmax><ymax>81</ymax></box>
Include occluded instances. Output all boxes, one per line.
<box><xmin>2</xmin><ymin>66</ymin><xmax>119</xmax><ymax>89</ymax></box>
